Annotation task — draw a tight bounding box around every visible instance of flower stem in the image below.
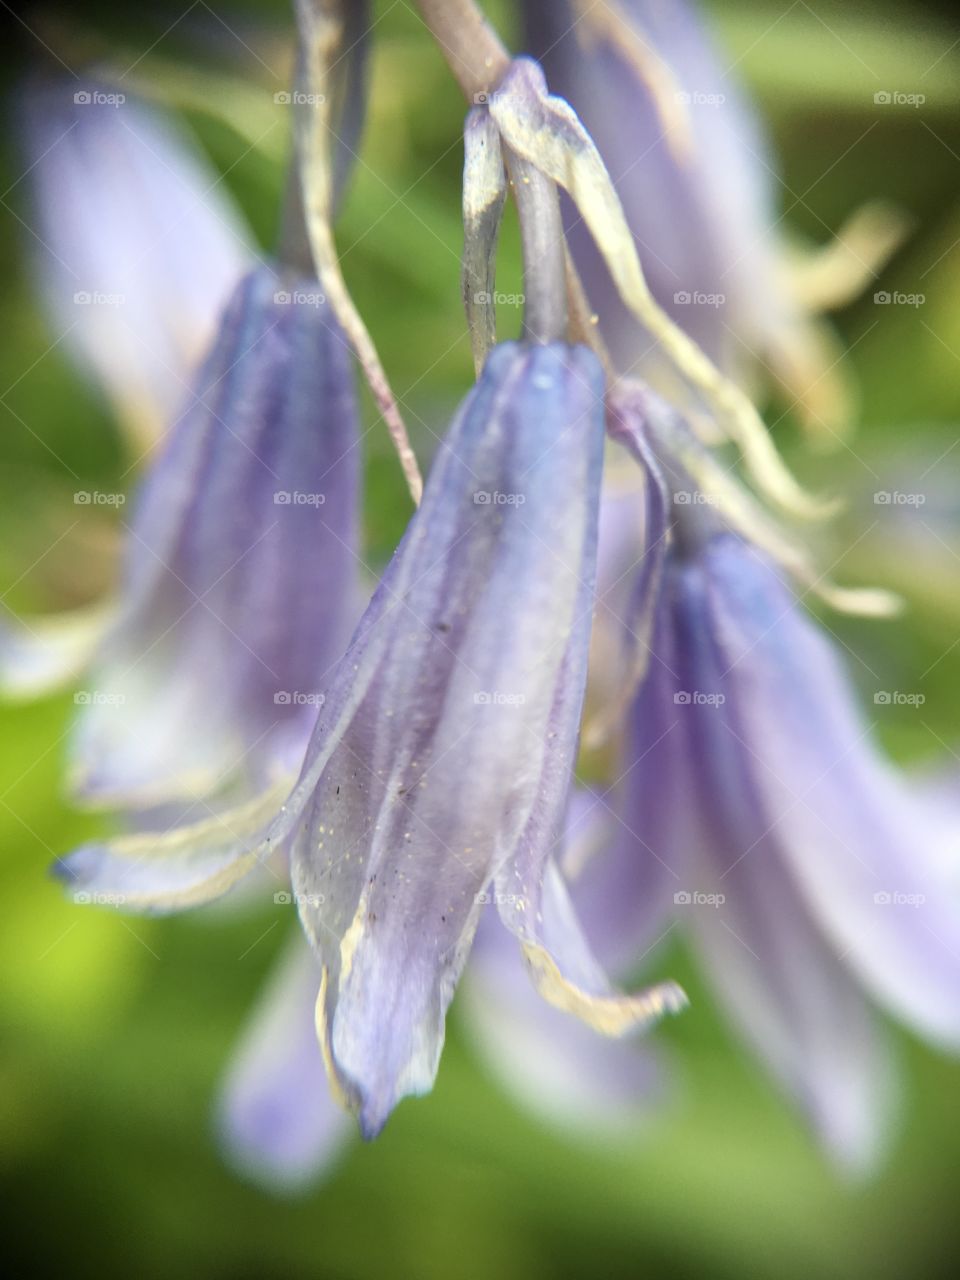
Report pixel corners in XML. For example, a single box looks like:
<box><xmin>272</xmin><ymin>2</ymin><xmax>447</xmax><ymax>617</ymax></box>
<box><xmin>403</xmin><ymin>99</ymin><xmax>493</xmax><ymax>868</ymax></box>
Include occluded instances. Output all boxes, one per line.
<box><xmin>412</xmin><ymin>0</ymin><xmax>612</xmax><ymax>371</ymax></box>
<box><xmin>508</xmin><ymin>151</ymin><xmax>567</xmax><ymax>344</ymax></box>
<box><xmin>410</xmin><ymin>0</ymin><xmax>510</xmax><ymax>99</ymax></box>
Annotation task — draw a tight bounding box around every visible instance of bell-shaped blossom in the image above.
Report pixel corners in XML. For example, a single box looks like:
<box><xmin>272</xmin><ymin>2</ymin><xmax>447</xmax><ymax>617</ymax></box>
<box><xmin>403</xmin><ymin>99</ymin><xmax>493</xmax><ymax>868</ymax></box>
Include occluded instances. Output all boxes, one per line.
<box><xmin>521</xmin><ymin>0</ymin><xmax>879</xmax><ymax>426</ymax></box>
<box><xmin>22</xmin><ymin>79</ymin><xmax>253</xmax><ymax>452</ymax></box>
<box><xmin>219</xmin><ymin>787</ymin><xmax>670</xmax><ymax>1191</ymax></box>
<box><xmin>58</xmin><ymin>341</ymin><xmax>685</xmax><ymax>1136</ymax></box>
<box><xmin>604</xmin><ymin>403</ymin><xmax>960</xmax><ymax>1167</ymax></box>
<box><xmin>70</xmin><ymin>264</ymin><xmax>361</xmax><ymax>808</ymax></box>
<box><xmin>1</xmin><ymin>85</ymin><xmax>255</xmax><ymax>703</ymax></box>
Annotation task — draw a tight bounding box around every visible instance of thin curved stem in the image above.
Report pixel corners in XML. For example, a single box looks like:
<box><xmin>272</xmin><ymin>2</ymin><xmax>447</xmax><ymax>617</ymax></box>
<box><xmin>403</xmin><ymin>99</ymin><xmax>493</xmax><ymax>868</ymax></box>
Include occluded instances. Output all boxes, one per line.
<box><xmin>412</xmin><ymin>0</ymin><xmax>612</xmax><ymax>373</ymax></box>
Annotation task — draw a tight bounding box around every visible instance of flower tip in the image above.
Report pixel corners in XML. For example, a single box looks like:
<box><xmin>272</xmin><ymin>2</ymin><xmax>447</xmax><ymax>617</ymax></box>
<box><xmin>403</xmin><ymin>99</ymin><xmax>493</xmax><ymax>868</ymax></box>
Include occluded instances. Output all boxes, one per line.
<box><xmin>50</xmin><ymin>852</ymin><xmax>83</xmax><ymax>886</ymax></box>
<box><xmin>523</xmin><ymin>942</ymin><xmax>688</xmax><ymax>1036</ymax></box>
<box><xmin>356</xmin><ymin>1102</ymin><xmax>390</xmax><ymax>1143</ymax></box>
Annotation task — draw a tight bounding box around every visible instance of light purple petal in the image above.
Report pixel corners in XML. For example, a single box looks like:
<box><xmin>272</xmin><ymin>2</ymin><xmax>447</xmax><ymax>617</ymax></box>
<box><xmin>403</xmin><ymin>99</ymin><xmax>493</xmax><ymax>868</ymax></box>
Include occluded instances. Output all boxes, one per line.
<box><xmin>522</xmin><ymin>0</ymin><xmax>792</xmax><ymax>379</ymax></box>
<box><xmin>218</xmin><ymin>933</ymin><xmax>352</xmax><ymax>1190</ymax></box>
<box><xmin>463</xmin><ymin>902</ymin><xmax>668</xmax><ymax>1133</ymax></box>
<box><xmin>53</xmin><ymin>777</ymin><xmax>292</xmax><ymax>913</ymax></box>
<box><xmin>664</xmin><ymin>556</ymin><xmax>896</xmax><ymax>1168</ymax></box>
<box><xmin>701</xmin><ymin>536</ymin><xmax>960</xmax><ymax>1049</ymax></box>
<box><xmin>22</xmin><ymin>79</ymin><xmax>252</xmax><ymax>449</ymax></box>
<box><xmin>70</xmin><ymin>265</ymin><xmax>361</xmax><ymax>807</ymax></box>
<box><xmin>286</xmin><ymin>342</ymin><xmax>679</xmax><ymax>1134</ymax></box>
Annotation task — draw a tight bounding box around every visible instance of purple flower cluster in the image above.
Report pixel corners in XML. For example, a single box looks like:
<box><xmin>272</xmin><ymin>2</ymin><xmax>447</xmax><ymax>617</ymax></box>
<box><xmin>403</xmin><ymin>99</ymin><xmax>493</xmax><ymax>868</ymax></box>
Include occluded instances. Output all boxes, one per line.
<box><xmin>5</xmin><ymin>0</ymin><xmax>954</xmax><ymax>1189</ymax></box>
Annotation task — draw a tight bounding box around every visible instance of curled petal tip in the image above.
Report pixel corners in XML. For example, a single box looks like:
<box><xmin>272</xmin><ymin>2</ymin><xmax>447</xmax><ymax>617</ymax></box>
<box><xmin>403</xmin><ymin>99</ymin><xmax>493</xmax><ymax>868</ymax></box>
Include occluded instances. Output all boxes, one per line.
<box><xmin>522</xmin><ymin>942</ymin><xmax>687</xmax><ymax>1036</ymax></box>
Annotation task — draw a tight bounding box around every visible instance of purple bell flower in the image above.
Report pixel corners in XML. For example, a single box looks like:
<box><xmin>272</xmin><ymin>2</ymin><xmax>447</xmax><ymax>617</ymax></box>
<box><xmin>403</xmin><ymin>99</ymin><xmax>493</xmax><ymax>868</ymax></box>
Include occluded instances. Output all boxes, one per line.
<box><xmin>219</xmin><ymin>787</ymin><xmax>669</xmax><ymax>1191</ymax></box>
<box><xmin>58</xmin><ymin>341</ymin><xmax>685</xmax><ymax>1136</ymax></box>
<box><xmin>602</xmin><ymin>394</ymin><xmax>960</xmax><ymax>1167</ymax></box>
<box><xmin>520</xmin><ymin>0</ymin><xmax>895</xmax><ymax>430</ymax></box>
<box><xmin>1</xmin><ymin>85</ymin><xmax>256</xmax><ymax>703</ymax></box>
<box><xmin>22</xmin><ymin>79</ymin><xmax>253</xmax><ymax>452</ymax></box>
<box><xmin>69</xmin><ymin>265</ymin><xmax>361</xmax><ymax>808</ymax></box>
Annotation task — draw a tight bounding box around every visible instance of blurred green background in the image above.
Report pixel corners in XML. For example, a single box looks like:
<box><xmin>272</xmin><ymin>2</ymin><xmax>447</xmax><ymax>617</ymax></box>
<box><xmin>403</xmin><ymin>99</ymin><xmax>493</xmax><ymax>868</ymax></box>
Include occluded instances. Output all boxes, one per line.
<box><xmin>1</xmin><ymin>1</ymin><xmax>959</xmax><ymax>1277</ymax></box>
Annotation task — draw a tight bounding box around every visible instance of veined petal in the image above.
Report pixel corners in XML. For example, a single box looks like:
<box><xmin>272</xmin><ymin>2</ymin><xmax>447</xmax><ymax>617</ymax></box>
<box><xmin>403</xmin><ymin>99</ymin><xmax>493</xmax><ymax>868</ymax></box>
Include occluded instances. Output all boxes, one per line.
<box><xmin>585</xmin><ymin>398</ymin><xmax>673</xmax><ymax>744</ymax></box>
<box><xmin>664</xmin><ymin>560</ymin><xmax>895</xmax><ymax>1169</ymax></box>
<box><xmin>22</xmin><ymin>80</ymin><xmax>252</xmax><ymax>451</ymax></box>
<box><xmin>285</xmin><ymin>341</ymin><xmax>643</xmax><ymax>1133</ymax></box>
<box><xmin>577</xmin><ymin>621</ymin><xmax>690</xmax><ymax>979</ymax></box>
<box><xmin>701</xmin><ymin>536</ymin><xmax>960</xmax><ymax>1048</ymax></box>
<box><xmin>71</xmin><ymin>265</ymin><xmax>360</xmax><ymax>808</ymax></box>
<box><xmin>218</xmin><ymin>933</ymin><xmax>352</xmax><ymax>1190</ymax></box>
<box><xmin>53</xmin><ymin>776</ymin><xmax>293</xmax><ymax>913</ymax></box>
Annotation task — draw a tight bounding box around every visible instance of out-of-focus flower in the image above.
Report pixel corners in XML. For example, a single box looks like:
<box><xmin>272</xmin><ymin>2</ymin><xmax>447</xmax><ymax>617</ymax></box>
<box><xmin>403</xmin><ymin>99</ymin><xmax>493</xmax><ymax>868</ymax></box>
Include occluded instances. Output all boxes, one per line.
<box><xmin>70</xmin><ymin>264</ymin><xmax>361</xmax><ymax>809</ymax></box>
<box><xmin>461</xmin><ymin>788</ymin><xmax>670</xmax><ymax>1135</ymax></box>
<box><xmin>218</xmin><ymin>931</ymin><xmax>353</xmax><ymax>1190</ymax></box>
<box><xmin>57</xmin><ymin>341</ymin><xmax>685</xmax><ymax>1137</ymax></box>
<box><xmin>22</xmin><ymin>80</ymin><xmax>253</xmax><ymax>453</ymax></box>
<box><xmin>1</xmin><ymin>83</ymin><xmax>256</xmax><ymax>701</ymax></box>
<box><xmin>599</xmin><ymin>392</ymin><xmax>960</xmax><ymax>1168</ymax></box>
<box><xmin>220</xmin><ymin>788</ymin><xmax>670</xmax><ymax>1191</ymax></box>
<box><xmin>521</xmin><ymin>0</ymin><xmax>902</xmax><ymax>432</ymax></box>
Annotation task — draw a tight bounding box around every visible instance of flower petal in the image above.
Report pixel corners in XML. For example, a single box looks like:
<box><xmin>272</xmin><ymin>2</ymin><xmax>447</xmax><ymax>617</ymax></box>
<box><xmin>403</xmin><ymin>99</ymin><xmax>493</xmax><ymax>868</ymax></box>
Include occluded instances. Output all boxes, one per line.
<box><xmin>463</xmin><ymin>903</ymin><xmax>667</xmax><ymax>1132</ymax></box>
<box><xmin>218</xmin><ymin>933</ymin><xmax>352</xmax><ymax>1190</ymax></box>
<box><xmin>667</xmin><ymin>557</ymin><xmax>896</xmax><ymax>1168</ymax></box>
<box><xmin>53</xmin><ymin>777</ymin><xmax>292</xmax><ymax>913</ymax></box>
<box><xmin>71</xmin><ymin>265</ymin><xmax>361</xmax><ymax>807</ymax></box>
<box><xmin>288</xmin><ymin>341</ymin><xmax>617</xmax><ymax>1133</ymax></box>
<box><xmin>23</xmin><ymin>79</ymin><xmax>252</xmax><ymax>450</ymax></box>
<box><xmin>702</xmin><ymin>536</ymin><xmax>960</xmax><ymax>1048</ymax></box>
